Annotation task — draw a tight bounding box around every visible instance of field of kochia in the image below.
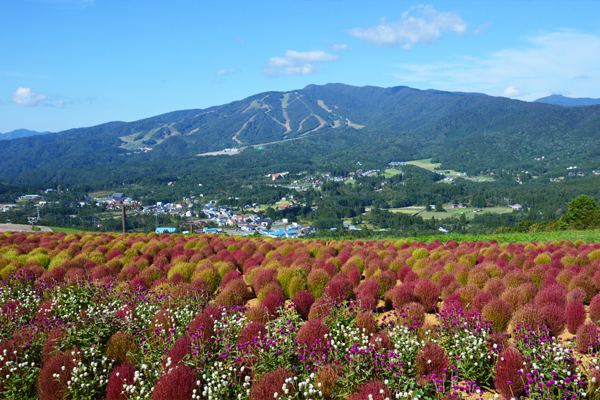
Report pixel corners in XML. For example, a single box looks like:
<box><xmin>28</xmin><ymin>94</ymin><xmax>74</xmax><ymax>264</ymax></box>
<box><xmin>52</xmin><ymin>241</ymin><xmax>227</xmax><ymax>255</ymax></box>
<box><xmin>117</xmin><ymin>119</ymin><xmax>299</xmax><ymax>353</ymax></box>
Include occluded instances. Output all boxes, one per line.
<box><xmin>2</xmin><ymin>232</ymin><xmax>600</xmax><ymax>400</ymax></box>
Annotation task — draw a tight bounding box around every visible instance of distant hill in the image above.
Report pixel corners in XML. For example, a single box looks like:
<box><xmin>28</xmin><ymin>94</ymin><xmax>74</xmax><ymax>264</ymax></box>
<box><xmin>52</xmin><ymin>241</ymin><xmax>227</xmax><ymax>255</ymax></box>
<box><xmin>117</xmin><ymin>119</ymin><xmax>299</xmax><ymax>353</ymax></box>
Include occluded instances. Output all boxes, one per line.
<box><xmin>0</xmin><ymin>129</ymin><xmax>52</xmax><ymax>140</ymax></box>
<box><xmin>534</xmin><ymin>94</ymin><xmax>600</xmax><ymax>107</ymax></box>
<box><xmin>1</xmin><ymin>83</ymin><xmax>600</xmax><ymax>184</ymax></box>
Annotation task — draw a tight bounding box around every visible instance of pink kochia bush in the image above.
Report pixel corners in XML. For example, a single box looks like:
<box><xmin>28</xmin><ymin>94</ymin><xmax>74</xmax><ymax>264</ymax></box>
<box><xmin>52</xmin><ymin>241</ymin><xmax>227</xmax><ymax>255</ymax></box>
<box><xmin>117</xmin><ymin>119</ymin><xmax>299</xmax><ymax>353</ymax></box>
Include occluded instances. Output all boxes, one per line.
<box><xmin>566</xmin><ymin>300</ymin><xmax>587</xmax><ymax>334</ymax></box>
<box><xmin>292</xmin><ymin>290</ymin><xmax>315</xmax><ymax>320</ymax></box>
<box><xmin>250</xmin><ymin>367</ymin><xmax>295</xmax><ymax>400</ymax></box>
<box><xmin>494</xmin><ymin>347</ymin><xmax>527</xmax><ymax>400</ymax></box>
<box><xmin>413</xmin><ymin>278</ymin><xmax>440</xmax><ymax>312</ymax></box>
<box><xmin>347</xmin><ymin>380</ymin><xmax>392</xmax><ymax>400</ymax></box>
<box><xmin>106</xmin><ymin>362</ymin><xmax>137</xmax><ymax>400</ymax></box>
<box><xmin>151</xmin><ymin>365</ymin><xmax>197</xmax><ymax>400</ymax></box>
<box><xmin>576</xmin><ymin>322</ymin><xmax>599</xmax><ymax>354</ymax></box>
<box><xmin>415</xmin><ymin>342</ymin><xmax>448</xmax><ymax>385</ymax></box>
<box><xmin>297</xmin><ymin>318</ymin><xmax>329</xmax><ymax>353</ymax></box>
<box><xmin>37</xmin><ymin>351</ymin><xmax>78</xmax><ymax>400</ymax></box>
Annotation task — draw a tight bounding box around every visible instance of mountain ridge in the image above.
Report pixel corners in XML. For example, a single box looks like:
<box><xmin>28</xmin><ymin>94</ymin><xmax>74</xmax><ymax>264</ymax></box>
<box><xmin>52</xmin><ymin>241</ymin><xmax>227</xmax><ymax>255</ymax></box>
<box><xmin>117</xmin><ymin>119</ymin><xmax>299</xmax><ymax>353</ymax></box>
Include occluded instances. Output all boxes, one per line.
<box><xmin>534</xmin><ymin>94</ymin><xmax>600</xmax><ymax>107</ymax></box>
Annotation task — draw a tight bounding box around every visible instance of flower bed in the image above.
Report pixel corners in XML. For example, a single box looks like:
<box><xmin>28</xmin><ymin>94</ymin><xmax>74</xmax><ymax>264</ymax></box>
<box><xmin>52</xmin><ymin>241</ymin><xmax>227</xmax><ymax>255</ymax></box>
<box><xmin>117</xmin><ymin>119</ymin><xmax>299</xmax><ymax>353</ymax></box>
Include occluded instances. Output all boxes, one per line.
<box><xmin>1</xmin><ymin>231</ymin><xmax>600</xmax><ymax>399</ymax></box>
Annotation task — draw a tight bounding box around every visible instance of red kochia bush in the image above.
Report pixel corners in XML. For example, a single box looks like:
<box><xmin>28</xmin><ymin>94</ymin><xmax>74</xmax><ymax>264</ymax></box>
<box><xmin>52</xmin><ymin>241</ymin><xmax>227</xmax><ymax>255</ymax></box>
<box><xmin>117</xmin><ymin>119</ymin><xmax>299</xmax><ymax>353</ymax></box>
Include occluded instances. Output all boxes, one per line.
<box><xmin>250</xmin><ymin>367</ymin><xmax>294</xmax><ymax>400</ymax></box>
<box><xmin>415</xmin><ymin>342</ymin><xmax>449</xmax><ymax>385</ymax></box>
<box><xmin>106</xmin><ymin>362</ymin><xmax>137</xmax><ymax>400</ymax></box>
<box><xmin>151</xmin><ymin>365</ymin><xmax>196</xmax><ymax>400</ymax></box>
<box><xmin>576</xmin><ymin>322</ymin><xmax>599</xmax><ymax>354</ymax></box>
<box><xmin>292</xmin><ymin>290</ymin><xmax>315</xmax><ymax>320</ymax></box>
<box><xmin>494</xmin><ymin>347</ymin><xmax>528</xmax><ymax>400</ymax></box>
<box><xmin>347</xmin><ymin>380</ymin><xmax>392</xmax><ymax>400</ymax></box>
<box><xmin>413</xmin><ymin>278</ymin><xmax>440</xmax><ymax>312</ymax></box>
<box><xmin>262</xmin><ymin>291</ymin><xmax>285</xmax><ymax>316</ymax></box>
<box><xmin>37</xmin><ymin>352</ymin><xmax>77</xmax><ymax>400</ymax></box>
<box><xmin>540</xmin><ymin>303</ymin><xmax>567</xmax><ymax>337</ymax></box>
<box><xmin>566</xmin><ymin>301</ymin><xmax>587</xmax><ymax>334</ymax></box>
<box><xmin>297</xmin><ymin>318</ymin><xmax>329</xmax><ymax>353</ymax></box>
<box><xmin>356</xmin><ymin>279</ymin><xmax>381</xmax><ymax>311</ymax></box>
<box><xmin>355</xmin><ymin>311</ymin><xmax>378</xmax><ymax>337</ymax></box>
<box><xmin>325</xmin><ymin>278</ymin><xmax>355</xmax><ymax>302</ymax></box>
<box><xmin>163</xmin><ymin>334</ymin><xmax>191</xmax><ymax>368</ymax></box>
<box><xmin>237</xmin><ymin>322</ymin><xmax>267</xmax><ymax>345</ymax></box>
<box><xmin>535</xmin><ymin>285</ymin><xmax>567</xmax><ymax>309</ymax></box>
<box><xmin>589</xmin><ymin>294</ymin><xmax>600</xmax><ymax>325</ymax></box>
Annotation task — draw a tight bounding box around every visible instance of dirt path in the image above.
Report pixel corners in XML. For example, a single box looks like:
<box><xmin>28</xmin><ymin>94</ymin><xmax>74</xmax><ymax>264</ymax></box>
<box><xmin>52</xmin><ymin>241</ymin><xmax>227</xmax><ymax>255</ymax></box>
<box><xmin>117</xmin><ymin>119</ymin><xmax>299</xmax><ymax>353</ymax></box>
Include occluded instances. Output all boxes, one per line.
<box><xmin>0</xmin><ymin>224</ymin><xmax>53</xmax><ymax>232</ymax></box>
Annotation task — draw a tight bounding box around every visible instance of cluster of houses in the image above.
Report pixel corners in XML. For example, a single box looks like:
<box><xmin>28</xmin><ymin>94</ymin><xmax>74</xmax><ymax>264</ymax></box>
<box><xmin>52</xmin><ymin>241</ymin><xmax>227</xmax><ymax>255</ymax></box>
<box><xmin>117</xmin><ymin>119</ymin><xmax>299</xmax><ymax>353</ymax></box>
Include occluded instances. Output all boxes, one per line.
<box><xmin>198</xmin><ymin>203</ymin><xmax>314</xmax><ymax>237</ymax></box>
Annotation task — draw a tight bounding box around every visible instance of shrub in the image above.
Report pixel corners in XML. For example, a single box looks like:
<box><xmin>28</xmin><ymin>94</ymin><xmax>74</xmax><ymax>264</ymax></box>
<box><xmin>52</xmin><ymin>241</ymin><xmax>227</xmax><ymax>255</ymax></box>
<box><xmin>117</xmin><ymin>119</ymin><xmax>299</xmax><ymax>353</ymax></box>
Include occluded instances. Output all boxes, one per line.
<box><xmin>307</xmin><ymin>268</ymin><xmax>331</xmax><ymax>299</ymax></box>
<box><xmin>511</xmin><ymin>305</ymin><xmax>545</xmax><ymax>333</ymax></box>
<box><xmin>481</xmin><ymin>299</ymin><xmax>512</xmax><ymax>333</ymax></box>
<box><xmin>105</xmin><ymin>330</ymin><xmax>138</xmax><ymax>364</ymax></box>
<box><xmin>257</xmin><ymin>282</ymin><xmax>284</xmax><ymax>303</ymax></box>
<box><xmin>471</xmin><ymin>290</ymin><xmax>494</xmax><ymax>313</ymax></box>
<box><xmin>251</xmin><ymin>268</ymin><xmax>278</xmax><ymax>294</ymax></box>
<box><xmin>187</xmin><ymin>309</ymin><xmax>216</xmax><ymax>346</ymax></box>
<box><xmin>503</xmin><ymin>270</ymin><xmax>529</xmax><ymax>288</ymax></box>
<box><xmin>245</xmin><ymin>306</ymin><xmax>269</xmax><ymax>324</ymax></box>
<box><xmin>415</xmin><ymin>342</ymin><xmax>448</xmax><ymax>385</ymax></box>
<box><xmin>237</xmin><ymin>322</ymin><xmax>266</xmax><ymax>345</ymax></box>
<box><xmin>355</xmin><ymin>311</ymin><xmax>378</xmax><ymax>337</ymax></box>
<box><xmin>576</xmin><ymin>322</ymin><xmax>599</xmax><ymax>354</ymax></box>
<box><xmin>262</xmin><ymin>291</ymin><xmax>285</xmax><ymax>316</ymax></box>
<box><xmin>568</xmin><ymin>274</ymin><xmax>597</xmax><ymax>304</ymax></box>
<box><xmin>535</xmin><ymin>285</ymin><xmax>567</xmax><ymax>309</ymax></box>
<box><xmin>347</xmin><ymin>380</ymin><xmax>392</xmax><ymax>400</ymax></box>
<box><xmin>216</xmin><ymin>279</ymin><xmax>250</xmax><ymax>307</ymax></box>
<box><xmin>163</xmin><ymin>334</ymin><xmax>191</xmax><ymax>368</ymax></box>
<box><xmin>387</xmin><ymin>284</ymin><xmax>414</xmax><ymax>310</ymax></box>
<box><xmin>37</xmin><ymin>351</ymin><xmax>77</xmax><ymax>400</ymax></box>
<box><xmin>315</xmin><ymin>364</ymin><xmax>338</xmax><ymax>400</ymax></box>
<box><xmin>250</xmin><ymin>367</ymin><xmax>294</xmax><ymax>400</ymax></box>
<box><xmin>458</xmin><ymin>284</ymin><xmax>480</xmax><ymax>307</ymax></box>
<box><xmin>325</xmin><ymin>278</ymin><xmax>355</xmax><ymax>302</ymax></box>
<box><xmin>40</xmin><ymin>328</ymin><xmax>66</xmax><ymax>364</ymax></box>
<box><xmin>373</xmin><ymin>270</ymin><xmax>397</xmax><ymax>298</ymax></box>
<box><xmin>540</xmin><ymin>303</ymin><xmax>567</xmax><ymax>337</ymax></box>
<box><xmin>413</xmin><ymin>278</ymin><xmax>440</xmax><ymax>312</ymax></box>
<box><xmin>220</xmin><ymin>269</ymin><xmax>242</xmax><ymax>289</ymax></box>
<box><xmin>494</xmin><ymin>348</ymin><xmax>527</xmax><ymax>400</ymax></box>
<box><xmin>442</xmin><ymin>292</ymin><xmax>464</xmax><ymax>310</ymax></box>
<box><xmin>293</xmin><ymin>290</ymin><xmax>315</xmax><ymax>320</ymax></box>
<box><xmin>297</xmin><ymin>318</ymin><xmax>329</xmax><ymax>353</ymax></box>
<box><xmin>151</xmin><ymin>365</ymin><xmax>196</xmax><ymax>400</ymax></box>
<box><xmin>106</xmin><ymin>362</ymin><xmax>137</xmax><ymax>400</ymax></box>
<box><xmin>484</xmin><ymin>278</ymin><xmax>505</xmax><ymax>297</ymax></box>
<box><xmin>566</xmin><ymin>301</ymin><xmax>586</xmax><ymax>334</ymax></box>
<box><xmin>567</xmin><ymin>287</ymin><xmax>587</xmax><ymax>304</ymax></box>
<box><xmin>397</xmin><ymin>302</ymin><xmax>426</xmax><ymax>329</ymax></box>
<box><xmin>590</xmin><ymin>294</ymin><xmax>600</xmax><ymax>325</ymax></box>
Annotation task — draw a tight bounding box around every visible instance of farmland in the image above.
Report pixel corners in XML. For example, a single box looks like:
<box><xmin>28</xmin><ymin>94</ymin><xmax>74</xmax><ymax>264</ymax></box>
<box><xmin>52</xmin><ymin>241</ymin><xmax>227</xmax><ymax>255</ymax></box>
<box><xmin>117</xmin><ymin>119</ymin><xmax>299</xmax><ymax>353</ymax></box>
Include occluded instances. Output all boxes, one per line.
<box><xmin>1</xmin><ymin>231</ymin><xmax>600</xmax><ymax>399</ymax></box>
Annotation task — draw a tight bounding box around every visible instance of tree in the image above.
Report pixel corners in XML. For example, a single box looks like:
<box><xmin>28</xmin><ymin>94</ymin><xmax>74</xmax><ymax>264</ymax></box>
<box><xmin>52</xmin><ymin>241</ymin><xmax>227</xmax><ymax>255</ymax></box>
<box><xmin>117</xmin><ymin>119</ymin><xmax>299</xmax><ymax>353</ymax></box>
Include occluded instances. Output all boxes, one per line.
<box><xmin>560</xmin><ymin>195</ymin><xmax>600</xmax><ymax>230</ymax></box>
<box><xmin>435</xmin><ymin>202</ymin><xmax>444</xmax><ymax>212</ymax></box>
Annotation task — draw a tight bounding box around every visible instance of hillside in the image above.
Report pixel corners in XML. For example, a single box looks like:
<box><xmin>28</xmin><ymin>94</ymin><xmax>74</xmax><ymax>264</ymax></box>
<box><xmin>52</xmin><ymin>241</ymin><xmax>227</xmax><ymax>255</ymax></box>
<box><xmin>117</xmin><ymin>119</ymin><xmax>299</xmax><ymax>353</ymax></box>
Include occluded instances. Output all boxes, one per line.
<box><xmin>535</xmin><ymin>94</ymin><xmax>600</xmax><ymax>107</ymax></box>
<box><xmin>2</xmin><ymin>83</ymin><xmax>600</xmax><ymax>183</ymax></box>
<box><xmin>0</xmin><ymin>129</ymin><xmax>52</xmax><ymax>141</ymax></box>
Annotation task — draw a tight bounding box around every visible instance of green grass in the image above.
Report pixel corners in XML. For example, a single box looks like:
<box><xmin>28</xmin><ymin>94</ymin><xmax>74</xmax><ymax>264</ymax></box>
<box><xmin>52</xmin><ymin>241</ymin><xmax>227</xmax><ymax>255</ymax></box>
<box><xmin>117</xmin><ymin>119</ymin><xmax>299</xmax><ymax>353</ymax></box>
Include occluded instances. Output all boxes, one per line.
<box><xmin>47</xmin><ymin>227</ymin><xmax>91</xmax><ymax>233</ymax></box>
<box><xmin>383</xmin><ymin>168</ymin><xmax>401</xmax><ymax>178</ymax></box>
<box><xmin>406</xmin><ymin>158</ymin><xmax>495</xmax><ymax>183</ymax></box>
<box><xmin>385</xmin><ymin>205</ymin><xmax>514</xmax><ymax>220</ymax></box>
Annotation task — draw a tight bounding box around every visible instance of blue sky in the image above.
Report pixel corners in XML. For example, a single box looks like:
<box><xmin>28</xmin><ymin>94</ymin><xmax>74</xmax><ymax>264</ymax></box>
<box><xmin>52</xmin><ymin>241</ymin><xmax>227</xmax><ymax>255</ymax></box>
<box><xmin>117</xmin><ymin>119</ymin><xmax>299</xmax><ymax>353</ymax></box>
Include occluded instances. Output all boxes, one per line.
<box><xmin>2</xmin><ymin>0</ymin><xmax>599</xmax><ymax>133</ymax></box>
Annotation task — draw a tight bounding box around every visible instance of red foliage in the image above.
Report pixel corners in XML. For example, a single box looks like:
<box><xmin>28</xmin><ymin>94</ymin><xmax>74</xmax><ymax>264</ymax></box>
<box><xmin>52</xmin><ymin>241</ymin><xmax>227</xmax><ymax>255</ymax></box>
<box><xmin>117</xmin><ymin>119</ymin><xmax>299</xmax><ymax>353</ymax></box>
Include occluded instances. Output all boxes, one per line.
<box><xmin>494</xmin><ymin>347</ymin><xmax>528</xmax><ymax>400</ymax></box>
<box><xmin>413</xmin><ymin>278</ymin><xmax>440</xmax><ymax>312</ymax></box>
<box><xmin>482</xmin><ymin>298</ymin><xmax>512</xmax><ymax>333</ymax></box>
<box><xmin>151</xmin><ymin>365</ymin><xmax>196</xmax><ymax>400</ymax></box>
<box><xmin>442</xmin><ymin>292</ymin><xmax>464</xmax><ymax>310</ymax></box>
<box><xmin>566</xmin><ymin>300</ymin><xmax>586</xmax><ymax>334</ymax></box>
<box><xmin>540</xmin><ymin>303</ymin><xmax>566</xmax><ymax>337</ymax></box>
<box><xmin>262</xmin><ymin>291</ymin><xmax>285</xmax><ymax>316</ymax></box>
<box><xmin>292</xmin><ymin>290</ymin><xmax>315</xmax><ymax>320</ymax></box>
<box><xmin>250</xmin><ymin>367</ymin><xmax>294</xmax><ymax>400</ymax></box>
<box><xmin>37</xmin><ymin>351</ymin><xmax>77</xmax><ymax>400</ymax></box>
<box><xmin>325</xmin><ymin>278</ymin><xmax>355</xmax><ymax>302</ymax></box>
<box><xmin>535</xmin><ymin>285</ymin><xmax>567</xmax><ymax>309</ymax></box>
<box><xmin>576</xmin><ymin>322</ymin><xmax>599</xmax><ymax>354</ymax></box>
<box><xmin>347</xmin><ymin>380</ymin><xmax>392</xmax><ymax>400</ymax></box>
<box><xmin>252</xmin><ymin>268</ymin><xmax>278</xmax><ymax>294</ymax></box>
<box><xmin>237</xmin><ymin>322</ymin><xmax>267</xmax><ymax>345</ymax></box>
<box><xmin>415</xmin><ymin>342</ymin><xmax>449</xmax><ymax>385</ymax></box>
<box><xmin>297</xmin><ymin>318</ymin><xmax>330</xmax><ymax>353</ymax></box>
<box><xmin>590</xmin><ymin>294</ymin><xmax>600</xmax><ymax>324</ymax></box>
<box><xmin>220</xmin><ymin>270</ymin><xmax>242</xmax><ymax>289</ymax></box>
<box><xmin>163</xmin><ymin>334</ymin><xmax>191</xmax><ymax>368</ymax></box>
<box><xmin>106</xmin><ymin>362</ymin><xmax>137</xmax><ymax>400</ymax></box>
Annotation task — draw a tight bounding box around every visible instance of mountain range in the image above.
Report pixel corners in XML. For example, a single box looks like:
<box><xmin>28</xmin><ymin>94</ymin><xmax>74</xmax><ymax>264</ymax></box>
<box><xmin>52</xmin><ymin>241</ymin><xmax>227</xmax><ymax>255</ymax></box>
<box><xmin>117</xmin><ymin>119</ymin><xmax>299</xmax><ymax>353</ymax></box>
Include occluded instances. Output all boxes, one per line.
<box><xmin>0</xmin><ymin>129</ymin><xmax>52</xmax><ymax>141</ymax></box>
<box><xmin>534</xmin><ymin>94</ymin><xmax>600</xmax><ymax>107</ymax></box>
<box><xmin>1</xmin><ymin>83</ymin><xmax>600</xmax><ymax>185</ymax></box>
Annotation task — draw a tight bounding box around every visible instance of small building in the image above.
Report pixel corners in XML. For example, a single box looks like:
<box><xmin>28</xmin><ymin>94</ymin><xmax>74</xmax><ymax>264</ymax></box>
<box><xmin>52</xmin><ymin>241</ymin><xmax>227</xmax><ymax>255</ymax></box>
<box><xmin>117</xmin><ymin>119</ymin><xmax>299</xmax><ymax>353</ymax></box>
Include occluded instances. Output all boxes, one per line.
<box><xmin>511</xmin><ymin>204</ymin><xmax>523</xmax><ymax>211</ymax></box>
<box><xmin>111</xmin><ymin>193</ymin><xmax>128</xmax><ymax>202</ymax></box>
<box><xmin>155</xmin><ymin>227</ymin><xmax>177</xmax><ymax>233</ymax></box>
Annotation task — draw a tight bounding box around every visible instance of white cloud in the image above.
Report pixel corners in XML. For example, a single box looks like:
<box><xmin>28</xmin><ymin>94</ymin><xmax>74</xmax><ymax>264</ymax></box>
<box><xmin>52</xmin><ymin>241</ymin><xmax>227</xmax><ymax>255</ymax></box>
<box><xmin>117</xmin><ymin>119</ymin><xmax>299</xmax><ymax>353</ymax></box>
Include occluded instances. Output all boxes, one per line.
<box><xmin>473</xmin><ymin>21</ymin><xmax>492</xmax><ymax>35</ymax></box>
<box><xmin>12</xmin><ymin>87</ymin><xmax>47</xmax><ymax>106</ymax></box>
<box><xmin>216</xmin><ymin>68</ymin><xmax>240</xmax><ymax>76</ymax></box>
<box><xmin>390</xmin><ymin>31</ymin><xmax>600</xmax><ymax>100</ymax></box>
<box><xmin>263</xmin><ymin>50</ymin><xmax>338</xmax><ymax>76</ymax></box>
<box><xmin>347</xmin><ymin>5</ymin><xmax>467</xmax><ymax>50</ymax></box>
<box><xmin>502</xmin><ymin>86</ymin><xmax>522</xmax><ymax>98</ymax></box>
<box><xmin>332</xmin><ymin>44</ymin><xmax>352</xmax><ymax>51</ymax></box>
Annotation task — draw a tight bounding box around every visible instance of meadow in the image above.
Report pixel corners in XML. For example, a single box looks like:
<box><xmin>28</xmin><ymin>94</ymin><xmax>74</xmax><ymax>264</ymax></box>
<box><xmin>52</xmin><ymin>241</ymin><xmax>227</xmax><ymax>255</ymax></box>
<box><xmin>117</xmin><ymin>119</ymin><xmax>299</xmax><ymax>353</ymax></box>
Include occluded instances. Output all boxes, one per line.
<box><xmin>1</xmin><ymin>231</ymin><xmax>600</xmax><ymax>400</ymax></box>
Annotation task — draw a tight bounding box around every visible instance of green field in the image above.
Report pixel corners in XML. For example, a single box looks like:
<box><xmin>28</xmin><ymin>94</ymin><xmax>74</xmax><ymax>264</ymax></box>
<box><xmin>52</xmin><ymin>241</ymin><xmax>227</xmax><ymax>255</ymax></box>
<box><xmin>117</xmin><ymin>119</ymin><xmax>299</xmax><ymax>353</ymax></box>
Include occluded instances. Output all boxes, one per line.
<box><xmin>406</xmin><ymin>158</ymin><xmax>495</xmax><ymax>182</ymax></box>
<box><xmin>385</xmin><ymin>205</ymin><xmax>514</xmax><ymax>220</ymax></box>
<box><xmin>383</xmin><ymin>168</ymin><xmax>401</xmax><ymax>178</ymax></box>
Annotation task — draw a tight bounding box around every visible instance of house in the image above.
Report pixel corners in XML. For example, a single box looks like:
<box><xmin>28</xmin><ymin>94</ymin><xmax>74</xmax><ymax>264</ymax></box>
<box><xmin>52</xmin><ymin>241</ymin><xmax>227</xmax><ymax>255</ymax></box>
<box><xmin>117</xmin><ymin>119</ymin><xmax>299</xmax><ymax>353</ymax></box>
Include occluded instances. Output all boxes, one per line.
<box><xmin>203</xmin><ymin>228</ymin><xmax>223</xmax><ymax>234</ymax></box>
<box><xmin>439</xmin><ymin>227</ymin><xmax>449</xmax><ymax>233</ymax></box>
<box><xmin>155</xmin><ymin>227</ymin><xmax>177</xmax><ymax>233</ymax></box>
<box><xmin>511</xmin><ymin>204</ymin><xmax>523</xmax><ymax>211</ymax></box>
<box><xmin>111</xmin><ymin>193</ymin><xmax>127</xmax><ymax>202</ymax></box>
